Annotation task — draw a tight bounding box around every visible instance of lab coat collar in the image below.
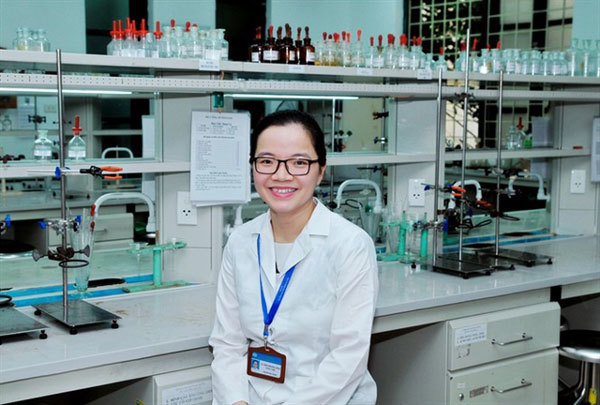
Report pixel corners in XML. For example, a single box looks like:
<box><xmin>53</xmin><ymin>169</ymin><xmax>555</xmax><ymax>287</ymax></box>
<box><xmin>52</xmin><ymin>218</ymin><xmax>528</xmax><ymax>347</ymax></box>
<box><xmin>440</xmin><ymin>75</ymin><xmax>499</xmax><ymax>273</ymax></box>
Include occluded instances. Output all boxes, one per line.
<box><xmin>252</xmin><ymin>198</ymin><xmax>331</xmax><ymax>289</ymax></box>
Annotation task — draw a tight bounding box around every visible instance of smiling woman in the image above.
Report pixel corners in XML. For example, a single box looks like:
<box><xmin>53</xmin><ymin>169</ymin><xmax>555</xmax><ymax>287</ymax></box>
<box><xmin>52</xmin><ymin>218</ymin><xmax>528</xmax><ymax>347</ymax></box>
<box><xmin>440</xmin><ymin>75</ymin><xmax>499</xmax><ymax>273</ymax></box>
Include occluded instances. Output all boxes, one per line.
<box><xmin>209</xmin><ymin>110</ymin><xmax>379</xmax><ymax>405</ymax></box>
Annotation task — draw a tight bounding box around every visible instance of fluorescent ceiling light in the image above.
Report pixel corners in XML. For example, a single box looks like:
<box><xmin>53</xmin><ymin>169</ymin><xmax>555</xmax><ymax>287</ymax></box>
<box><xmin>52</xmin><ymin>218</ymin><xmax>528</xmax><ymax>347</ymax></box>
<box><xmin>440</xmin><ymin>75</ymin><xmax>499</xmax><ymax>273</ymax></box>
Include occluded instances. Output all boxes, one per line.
<box><xmin>226</xmin><ymin>94</ymin><xmax>358</xmax><ymax>100</ymax></box>
<box><xmin>0</xmin><ymin>87</ymin><xmax>132</xmax><ymax>95</ymax></box>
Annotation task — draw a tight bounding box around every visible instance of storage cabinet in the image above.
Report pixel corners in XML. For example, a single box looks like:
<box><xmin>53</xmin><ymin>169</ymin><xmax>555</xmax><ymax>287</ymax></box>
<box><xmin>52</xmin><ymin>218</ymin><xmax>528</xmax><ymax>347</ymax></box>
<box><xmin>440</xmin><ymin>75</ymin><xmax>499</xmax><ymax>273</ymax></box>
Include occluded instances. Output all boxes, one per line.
<box><xmin>369</xmin><ymin>302</ymin><xmax>560</xmax><ymax>404</ymax></box>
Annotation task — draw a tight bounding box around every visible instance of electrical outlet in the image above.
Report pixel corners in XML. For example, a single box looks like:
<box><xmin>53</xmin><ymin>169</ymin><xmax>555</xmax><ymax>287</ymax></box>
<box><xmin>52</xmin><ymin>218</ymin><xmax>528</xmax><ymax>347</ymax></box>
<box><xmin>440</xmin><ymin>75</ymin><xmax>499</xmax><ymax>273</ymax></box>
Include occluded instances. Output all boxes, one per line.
<box><xmin>408</xmin><ymin>178</ymin><xmax>425</xmax><ymax>206</ymax></box>
<box><xmin>570</xmin><ymin>170</ymin><xmax>586</xmax><ymax>194</ymax></box>
<box><xmin>177</xmin><ymin>191</ymin><xmax>198</xmax><ymax>225</ymax></box>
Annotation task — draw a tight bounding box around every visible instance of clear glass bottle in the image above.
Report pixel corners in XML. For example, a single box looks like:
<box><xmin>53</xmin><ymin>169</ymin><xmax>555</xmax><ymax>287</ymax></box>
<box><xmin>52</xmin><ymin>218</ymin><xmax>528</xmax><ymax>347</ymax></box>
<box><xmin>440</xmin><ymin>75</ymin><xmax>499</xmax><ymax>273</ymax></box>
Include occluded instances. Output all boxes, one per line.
<box><xmin>314</xmin><ymin>32</ymin><xmax>326</xmax><ymax>65</ymax></box>
<box><xmin>504</xmin><ymin>124</ymin><xmax>520</xmax><ymax>150</ymax></box>
<box><xmin>435</xmin><ymin>46</ymin><xmax>447</xmax><ymax>72</ymax></box>
<box><xmin>218</xmin><ymin>28</ymin><xmax>229</xmax><ymax>61</ymax></box>
<box><xmin>107</xmin><ymin>20</ymin><xmax>123</xmax><ymax>56</ymax></box>
<box><xmin>16</xmin><ymin>27</ymin><xmax>30</xmax><ymax>50</ymax></box>
<box><xmin>470</xmin><ymin>38</ymin><xmax>480</xmax><ymax>72</ymax></box>
<box><xmin>541</xmin><ymin>51</ymin><xmax>552</xmax><ymax>76</ymax></box>
<box><xmin>172</xmin><ymin>26</ymin><xmax>187</xmax><ymax>58</ymax></box>
<box><xmin>1</xmin><ymin>115</ymin><xmax>12</xmax><ymax>131</ymax></box>
<box><xmin>159</xmin><ymin>25</ymin><xmax>172</xmax><ymax>58</ymax></box>
<box><xmin>372</xmin><ymin>35</ymin><xmax>385</xmax><ymax>69</ymax></box>
<box><xmin>397</xmin><ymin>34</ymin><xmax>410</xmax><ymax>70</ymax></box>
<box><xmin>596</xmin><ymin>40</ymin><xmax>600</xmax><ymax>78</ymax></box>
<box><xmin>365</xmin><ymin>36</ymin><xmax>376</xmax><ymax>68</ymax></box>
<box><xmin>529</xmin><ymin>50</ymin><xmax>542</xmax><ymax>75</ymax></box>
<box><xmin>409</xmin><ymin>36</ymin><xmax>420</xmax><ymax>70</ymax></box>
<box><xmin>33</xmin><ymin>129</ymin><xmax>53</xmax><ymax>160</ymax></box>
<box><xmin>38</xmin><ymin>28</ymin><xmax>51</xmax><ymax>51</ymax></box>
<box><xmin>581</xmin><ymin>39</ymin><xmax>593</xmax><ymax>77</ymax></box>
<box><xmin>504</xmin><ymin>49</ymin><xmax>516</xmax><ymax>74</ymax></box>
<box><xmin>566</xmin><ymin>38</ymin><xmax>580</xmax><ymax>76</ymax></box>
<box><xmin>384</xmin><ymin>34</ymin><xmax>397</xmax><ymax>69</ymax></box>
<box><xmin>204</xmin><ymin>29</ymin><xmax>221</xmax><ymax>61</ymax></box>
<box><xmin>478</xmin><ymin>45</ymin><xmax>491</xmax><ymax>74</ymax></box>
<box><xmin>189</xmin><ymin>24</ymin><xmax>202</xmax><ymax>58</ymax></box>
<box><xmin>351</xmin><ymin>29</ymin><xmax>364</xmax><ymax>67</ymax></box>
<box><xmin>491</xmin><ymin>41</ymin><xmax>503</xmax><ymax>73</ymax></box>
<box><xmin>68</xmin><ymin>116</ymin><xmax>86</xmax><ymax>160</ymax></box>
<box><xmin>341</xmin><ymin>31</ymin><xmax>353</xmax><ymax>67</ymax></box>
<box><xmin>515</xmin><ymin>117</ymin><xmax>526</xmax><ymax>149</ymax></box>
<box><xmin>456</xmin><ymin>42</ymin><xmax>468</xmax><ymax>72</ymax></box>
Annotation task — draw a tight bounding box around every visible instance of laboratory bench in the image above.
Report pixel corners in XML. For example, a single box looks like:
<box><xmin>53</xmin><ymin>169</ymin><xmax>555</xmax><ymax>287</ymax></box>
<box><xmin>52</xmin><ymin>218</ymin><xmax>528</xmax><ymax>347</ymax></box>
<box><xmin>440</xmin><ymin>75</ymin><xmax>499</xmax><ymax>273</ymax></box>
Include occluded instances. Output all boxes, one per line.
<box><xmin>0</xmin><ymin>235</ymin><xmax>599</xmax><ymax>404</ymax></box>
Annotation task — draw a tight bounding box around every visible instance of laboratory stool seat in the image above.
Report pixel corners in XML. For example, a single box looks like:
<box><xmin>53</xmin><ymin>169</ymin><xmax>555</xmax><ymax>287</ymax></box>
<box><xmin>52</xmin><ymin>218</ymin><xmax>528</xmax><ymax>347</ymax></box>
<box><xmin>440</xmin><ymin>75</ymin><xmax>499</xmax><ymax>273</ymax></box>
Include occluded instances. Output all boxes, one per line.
<box><xmin>558</xmin><ymin>329</ymin><xmax>600</xmax><ymax>405</ymax></box>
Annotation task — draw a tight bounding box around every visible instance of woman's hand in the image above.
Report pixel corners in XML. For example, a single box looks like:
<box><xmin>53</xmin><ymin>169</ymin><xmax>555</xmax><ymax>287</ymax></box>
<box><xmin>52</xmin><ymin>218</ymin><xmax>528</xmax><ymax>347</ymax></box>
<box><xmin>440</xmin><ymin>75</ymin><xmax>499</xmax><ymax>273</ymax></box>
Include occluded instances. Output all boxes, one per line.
<box><xmin>232</xmin><ymin>402</ymin><xmax>248</xmax><ymax>405</ymax></box>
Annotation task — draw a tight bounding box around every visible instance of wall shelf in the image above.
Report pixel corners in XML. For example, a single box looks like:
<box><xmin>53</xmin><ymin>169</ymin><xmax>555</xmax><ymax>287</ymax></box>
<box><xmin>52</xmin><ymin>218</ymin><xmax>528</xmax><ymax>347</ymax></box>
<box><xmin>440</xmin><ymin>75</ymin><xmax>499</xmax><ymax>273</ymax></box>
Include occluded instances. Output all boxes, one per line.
<box><xmin>444</xmin><ymin>148</ymin><xmax>590</xmax><ymax>161</ymax></box>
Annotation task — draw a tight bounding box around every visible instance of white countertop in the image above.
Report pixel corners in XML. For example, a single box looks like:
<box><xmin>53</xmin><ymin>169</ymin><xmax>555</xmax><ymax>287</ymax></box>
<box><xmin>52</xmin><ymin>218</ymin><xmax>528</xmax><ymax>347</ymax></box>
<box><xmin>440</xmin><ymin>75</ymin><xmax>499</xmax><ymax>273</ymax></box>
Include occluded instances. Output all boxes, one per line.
<box><xmin>1</xmin><ymin>236</ymin><xmax>599</xmax><ymax>391</ymax></box>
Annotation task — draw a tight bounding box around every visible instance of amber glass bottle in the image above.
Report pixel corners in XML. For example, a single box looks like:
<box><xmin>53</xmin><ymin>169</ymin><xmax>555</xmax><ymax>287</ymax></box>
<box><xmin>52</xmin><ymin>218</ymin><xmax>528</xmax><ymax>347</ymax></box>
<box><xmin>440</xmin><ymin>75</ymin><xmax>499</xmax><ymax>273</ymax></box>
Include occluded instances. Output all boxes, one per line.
<box><xmin>279</xmin><ymin>23</ymin><xmax>296</xmax><ymax>64</ymax></box>
<box><xmin>294</xmin><ymin>27</ymin><xmax>302</xmax><ymax>64</ymax></box>
<box><xmin>249</xmin><ymin>26</ymin><xmax>263</xmax><ymax>62</ymax></box>
<box><xmin>262</xmin><ymin>25</ymin><xmax>279</xmax><ymax>63</ymax></box>
<box><xmin>301</xmin><ymin>26</ymin><xmax>315</xmax><ymax>65</ymax></box>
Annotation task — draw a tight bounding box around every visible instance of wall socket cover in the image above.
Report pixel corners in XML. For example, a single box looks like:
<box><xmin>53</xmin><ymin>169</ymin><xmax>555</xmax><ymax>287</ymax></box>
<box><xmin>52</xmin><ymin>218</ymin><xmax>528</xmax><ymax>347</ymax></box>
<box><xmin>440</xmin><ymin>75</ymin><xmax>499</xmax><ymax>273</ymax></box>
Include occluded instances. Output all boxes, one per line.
<box><xmin>569</xmin><ymin>170</ymin><xmax>586</xmax><ymax>194</ymax></box>
<box><xmin>177</xmin><ymin>191</ymin><xmax>198</xmax><ymax>225</ymax></box>
<box><xmin>408</xmin><ymin>178</ymin><xmax>426</xmax><ymax>206</ymax></box>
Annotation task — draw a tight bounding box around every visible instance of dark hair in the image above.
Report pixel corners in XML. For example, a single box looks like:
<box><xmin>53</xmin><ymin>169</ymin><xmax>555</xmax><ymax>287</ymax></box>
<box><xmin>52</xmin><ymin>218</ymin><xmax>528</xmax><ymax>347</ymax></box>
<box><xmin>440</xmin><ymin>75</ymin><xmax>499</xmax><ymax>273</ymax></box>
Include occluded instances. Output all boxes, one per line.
<box><xmin>250</xmin><ymin>110</ymin><xmax>327</xmax><ymax>167</ymax></box>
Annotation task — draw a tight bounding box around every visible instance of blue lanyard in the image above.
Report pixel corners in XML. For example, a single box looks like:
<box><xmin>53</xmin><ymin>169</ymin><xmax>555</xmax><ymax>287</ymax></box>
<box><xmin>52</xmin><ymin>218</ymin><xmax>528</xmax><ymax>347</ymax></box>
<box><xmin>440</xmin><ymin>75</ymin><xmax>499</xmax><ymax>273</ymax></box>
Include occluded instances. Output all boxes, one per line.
<box><xmin>257</xmin><ymin>235</ymin><xmax>296</xmax><ymax>347</ymax></box>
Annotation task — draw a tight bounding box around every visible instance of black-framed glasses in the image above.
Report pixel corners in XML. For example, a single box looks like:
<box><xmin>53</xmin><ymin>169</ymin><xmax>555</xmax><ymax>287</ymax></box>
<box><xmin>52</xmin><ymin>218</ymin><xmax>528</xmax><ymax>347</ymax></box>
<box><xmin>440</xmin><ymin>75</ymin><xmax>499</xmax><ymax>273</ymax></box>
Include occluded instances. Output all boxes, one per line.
<box><xmin>252</xmin><ymin>157</ymin><xmax>319</xmax><ymax>176</ymax></box>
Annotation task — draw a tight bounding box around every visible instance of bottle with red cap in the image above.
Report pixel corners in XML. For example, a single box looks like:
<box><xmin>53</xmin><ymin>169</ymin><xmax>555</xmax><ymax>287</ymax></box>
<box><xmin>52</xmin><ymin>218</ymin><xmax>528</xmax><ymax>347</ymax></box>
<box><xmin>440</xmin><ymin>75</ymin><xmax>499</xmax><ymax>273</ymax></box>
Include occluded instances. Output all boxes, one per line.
<box><xmin>397</xmin><ymin>34</ymin><xmax>410</xmax><ymax>70</ymax></box>
<box><xmin>470</xmin><ymin>38</ymin><xmax>480</xmax><ymax>72</ymax></box>
<box><xmin>262</xmin><ymin>25</ymin><xmax>279</xmax><ymax>63</ymax></box>
<box><xmin>365</xmin><ymin>36</ymin><xmax>375</xmax><ymax>68</ymax></box>
<box><xmin>107</xmin><ymin>20</ymin><xmax>123</xmax><ymax>56</ymax></box>
<box><xmin>384</xmin><ymin>34</ymin><xmax>397</xmax><ymax>69</ymax></box>
<box><xmin>68</xmin><ymin>116</ymin><xmax>86</xmax><ymax>160</ymax></box>
<box><xmin>300</xmin><ymin>27</ymin><xmax>315</xmax><ymax>65</ymax></box>
<box><xmin>373</xmin><ymin>35</ymin><xmax>384</xmax><ymax>68</ymax></box>
<box><xmin>323</xmin><ymin>33</ymin><xmax>336</xmax><ymax>66</ymax></box>
<box><xmin>456</xmin><ymin>41</ymin><xmax>467</xmax><ymax>72</ymax></box>
<box><xmin>478</xmin><ymin>44</ymin><xmax>491</xmax><ymax>74</ymax></box>
<box><xmin>340</xmin><ymin>31</ymin><xmax>353</xmax><ymax>67</ymax></box>
<box><xmin>249</xmin><ymin>26</ymin><xmax>263</xmax><ymax>63</ymax></box>
<box><xmin>491</xmin><ymin>41</ymin><xmax>503</xmax><ymax>73</ymax></box>
<box><xmin>435</xmin><ymin>47</ymin><xmax>447</xmax><ymax>72</ymax></box>
<box><xmin>351</xmin><ymin>29</ymin><xmax>364</xmax><ymax>67</ymax></box>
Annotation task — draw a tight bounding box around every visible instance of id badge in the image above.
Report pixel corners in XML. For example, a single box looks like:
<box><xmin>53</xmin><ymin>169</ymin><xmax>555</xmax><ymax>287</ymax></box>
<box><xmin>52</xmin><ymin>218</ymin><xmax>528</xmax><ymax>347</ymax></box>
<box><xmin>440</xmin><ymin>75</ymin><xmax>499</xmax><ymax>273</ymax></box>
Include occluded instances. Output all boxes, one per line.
<box><xmin>247</xmin><ymin>346</ymin><xmax>286</xmax><ymax>383</ymax></box>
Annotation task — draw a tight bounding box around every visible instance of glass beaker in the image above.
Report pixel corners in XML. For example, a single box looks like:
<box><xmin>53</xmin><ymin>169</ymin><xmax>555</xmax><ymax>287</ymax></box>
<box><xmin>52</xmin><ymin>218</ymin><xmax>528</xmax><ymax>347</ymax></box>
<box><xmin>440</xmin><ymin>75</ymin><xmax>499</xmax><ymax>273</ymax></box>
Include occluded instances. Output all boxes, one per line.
<box><xmin>69</xmin><ymin>222</ymin><xmax>94</xmax><ymax>297</ymax></box>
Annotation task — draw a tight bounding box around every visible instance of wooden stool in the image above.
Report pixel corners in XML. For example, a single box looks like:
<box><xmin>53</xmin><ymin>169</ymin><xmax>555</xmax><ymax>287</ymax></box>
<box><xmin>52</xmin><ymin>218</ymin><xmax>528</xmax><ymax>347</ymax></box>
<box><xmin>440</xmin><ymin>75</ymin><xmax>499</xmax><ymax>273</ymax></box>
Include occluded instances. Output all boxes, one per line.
<box><xmin>559</xmin><ymin>330</ymin><xmax>600</xmax><ymax>405</ymax></box>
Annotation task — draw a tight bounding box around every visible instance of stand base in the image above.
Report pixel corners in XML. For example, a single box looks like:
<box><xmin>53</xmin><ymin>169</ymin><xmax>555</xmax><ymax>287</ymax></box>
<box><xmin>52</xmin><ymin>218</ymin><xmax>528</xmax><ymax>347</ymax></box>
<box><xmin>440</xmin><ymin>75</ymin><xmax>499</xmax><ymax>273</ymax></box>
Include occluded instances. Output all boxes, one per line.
<box><xmin>0</xmin><ymin>307</ymin><xmax>48</xmax><ymax>343</ymax></box>
<box><xmin>479</xmin><ymin>247</ymin><xmax>553</xmax><ymax>267</ymax></box>
<box><xmin>122</xmin><ymin>280</ymin><xmax>189</xmax><ymax>293</ymax></box>
<box><xmin>33</xmin><ymin>300</ymin><xmax>120</xmax><ymax>335</ymax></box>
<box><xmin>444</xmin><ymin>252</ymin><xmax>515</xmax><ymax>270</ymax></box>
<box><xmin>432</xmin><ymin>255</ymin><xmax>494</xmax><ymax>279</ymax></box>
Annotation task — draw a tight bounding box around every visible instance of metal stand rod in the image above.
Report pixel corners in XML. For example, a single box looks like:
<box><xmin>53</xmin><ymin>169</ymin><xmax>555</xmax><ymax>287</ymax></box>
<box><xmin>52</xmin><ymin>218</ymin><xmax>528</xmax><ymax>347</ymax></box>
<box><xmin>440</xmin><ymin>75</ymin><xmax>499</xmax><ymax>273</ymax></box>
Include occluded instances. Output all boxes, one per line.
<box><xmin>56</xmin><ymin>49</ymin><xmax>69</xmax><ymax>321</ymax></box>
<box><xmin>458</xmin><ymin>29</ymin><xmax>471</xmax><ymax>261</ymax></box>
<box><xmin>495</xmin><ymin>71</ymin><xmax>504</xmax><ymax>254</ymax></box>
<box><xmin>432</xmin><ymin>68</ymin><xmax>444</xmax><ymax>266</ymax></box>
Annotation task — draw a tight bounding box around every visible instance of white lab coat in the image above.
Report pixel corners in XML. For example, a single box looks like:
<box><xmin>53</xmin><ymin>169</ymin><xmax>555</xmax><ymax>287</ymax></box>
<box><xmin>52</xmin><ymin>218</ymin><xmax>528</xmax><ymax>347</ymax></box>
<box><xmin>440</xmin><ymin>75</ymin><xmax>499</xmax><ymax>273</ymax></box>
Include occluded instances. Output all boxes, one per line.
<box><xmin>209</xmin><ymin>199</ymin><xmax>378</xmax><ymax>405</ymax></box>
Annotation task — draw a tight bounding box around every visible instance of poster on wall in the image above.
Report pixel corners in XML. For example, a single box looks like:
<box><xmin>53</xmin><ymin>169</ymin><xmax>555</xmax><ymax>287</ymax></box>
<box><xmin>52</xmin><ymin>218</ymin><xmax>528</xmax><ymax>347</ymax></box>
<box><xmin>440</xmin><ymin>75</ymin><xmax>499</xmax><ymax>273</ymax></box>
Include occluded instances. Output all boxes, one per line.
<box><xmin>189</xmin><ymin>111</ymin><xmax>251</xmax><ymax>206</ymax></box>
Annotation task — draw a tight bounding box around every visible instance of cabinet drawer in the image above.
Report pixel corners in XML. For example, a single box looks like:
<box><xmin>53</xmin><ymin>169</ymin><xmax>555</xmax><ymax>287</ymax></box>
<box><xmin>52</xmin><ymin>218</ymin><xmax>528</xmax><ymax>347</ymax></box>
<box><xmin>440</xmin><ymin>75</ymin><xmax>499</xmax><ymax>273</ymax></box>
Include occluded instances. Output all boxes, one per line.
<box><xmin>447</xmin><ymin>302</ymin><xmax>559</xmax><ymax>370</ymax></box>
<box><xmin>447</xmin><ymin>349</ymin><xmax>558</xmax><ymax>405</ymax></box>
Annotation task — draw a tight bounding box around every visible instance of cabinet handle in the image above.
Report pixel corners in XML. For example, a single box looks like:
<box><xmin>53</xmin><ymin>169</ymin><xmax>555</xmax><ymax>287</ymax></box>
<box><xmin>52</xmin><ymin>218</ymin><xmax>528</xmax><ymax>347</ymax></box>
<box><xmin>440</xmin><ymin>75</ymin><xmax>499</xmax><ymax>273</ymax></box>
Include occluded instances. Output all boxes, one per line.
<box><xmin>491</xmin><ymin>333</ymin><xmax>532</xmax><ymax>346</ymax></box>
<box><xmin>491</xmin><ymin>379</ymin><xmax>532</xmax><ymax>394</ymax></box>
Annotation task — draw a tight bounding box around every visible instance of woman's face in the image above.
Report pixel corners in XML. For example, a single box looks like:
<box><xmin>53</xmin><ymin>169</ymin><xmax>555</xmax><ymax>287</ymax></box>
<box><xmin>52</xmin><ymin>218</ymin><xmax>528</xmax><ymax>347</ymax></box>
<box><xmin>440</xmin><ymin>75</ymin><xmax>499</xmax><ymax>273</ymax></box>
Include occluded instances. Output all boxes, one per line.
<box><xmin>253</xmin><ymin>123</ymin><xmax>325</xmax><ymax>218</ymax></box>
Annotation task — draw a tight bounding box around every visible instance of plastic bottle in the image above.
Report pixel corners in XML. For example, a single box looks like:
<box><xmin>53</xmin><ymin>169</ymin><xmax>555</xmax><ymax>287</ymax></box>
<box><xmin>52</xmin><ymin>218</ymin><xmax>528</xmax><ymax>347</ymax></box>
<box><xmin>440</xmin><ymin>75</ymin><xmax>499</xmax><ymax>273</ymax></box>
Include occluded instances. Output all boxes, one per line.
<box><xmin>249</xmin><ymin>26</ymin><xmax>263</xmax><ymax>62</ymax></box>
<box><xmin>397</xmin><ymin>34</ymin><xmax>410</xmax><ymax>70</ymax></box>
<box><xmin>33</xmin><ymin>129</ymin><xmax>53</xmax><ymax>160</ymax></box>
<box><xmin>262</xmin><ymin>25</ymin><xmax>279</xmax><ymax>63</ymax></box>
<box><xmin>68</xmin><ymin>116</ymin><xmax>86</xmax><ymax>160</ymax></box>
<box><xmin>384</xmin><ymin>34</ymin><xmax>397</xmax><ymax>69</ymax></box>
